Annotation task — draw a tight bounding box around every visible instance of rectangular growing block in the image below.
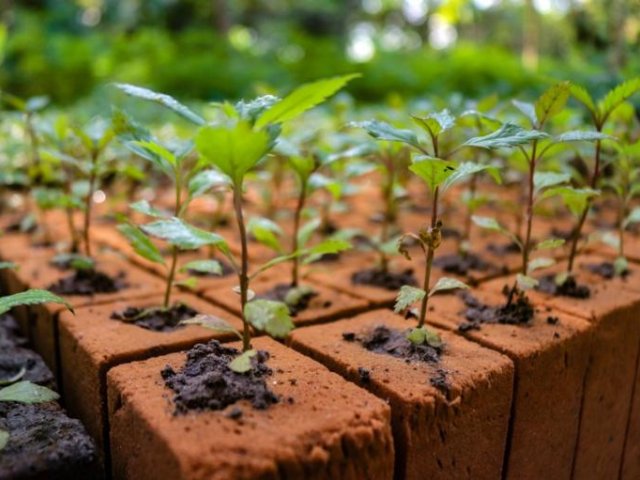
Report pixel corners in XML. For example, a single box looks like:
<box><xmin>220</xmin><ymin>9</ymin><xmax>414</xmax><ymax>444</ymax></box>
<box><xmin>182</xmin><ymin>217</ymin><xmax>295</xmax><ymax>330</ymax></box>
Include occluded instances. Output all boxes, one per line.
<box><xmin>58</xmin><ymin>293</ymin><xmax>242</xmax><ymax>471</ymax></box>
<box><xmin>289</xmin><ymin>310</ymin><xmax>514</xmax><ymax>480</ymax></box>
<box><xmin>426</xmin><ymin>291</ymin><xmax>592</xmax><ymax>480</ymax></box>
<box><xmin>107</xmin><ymin>337</ymin><xmax>395</xmax><ymax>480</ymax></box>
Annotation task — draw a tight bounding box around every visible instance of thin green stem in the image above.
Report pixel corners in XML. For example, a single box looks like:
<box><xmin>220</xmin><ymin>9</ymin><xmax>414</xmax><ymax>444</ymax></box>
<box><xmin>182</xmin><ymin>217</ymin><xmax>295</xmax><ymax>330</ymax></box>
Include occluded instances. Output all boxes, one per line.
<box><xmin>83</xmin><ymin>150</ymin><xmax>98</xmax><ymax>258</ymax></box>
<box><xmin>233</xmin><ymin>186</ymin><xmax>251</xmax><ymax>352</ymax></box>
<box><xmin>291</xmin><ymin>182</ymin><xmax>307</xmax><ymax>287</ymax></box>
<box><xmin>417</xmin><ymin>186</ymin><xmax>439</xmax><ymax>328</ymax></box>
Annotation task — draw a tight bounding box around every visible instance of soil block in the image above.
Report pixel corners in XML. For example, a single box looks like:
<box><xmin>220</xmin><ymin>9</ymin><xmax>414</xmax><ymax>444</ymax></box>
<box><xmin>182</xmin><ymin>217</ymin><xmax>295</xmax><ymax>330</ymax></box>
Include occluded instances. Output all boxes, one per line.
<box><xmin>107</xmin><ymin>337</ymin><xmax>395</xmax><ymax>480</ymax></box>
<box><xmin>289</xmin><ymin>310</ymin><xmax>514</xmax><ymax>480</ymax></box>
<box><xmin>58</xmin><ymin>293</ymin><xmax>242</xmax><ymax>473</ymax></box>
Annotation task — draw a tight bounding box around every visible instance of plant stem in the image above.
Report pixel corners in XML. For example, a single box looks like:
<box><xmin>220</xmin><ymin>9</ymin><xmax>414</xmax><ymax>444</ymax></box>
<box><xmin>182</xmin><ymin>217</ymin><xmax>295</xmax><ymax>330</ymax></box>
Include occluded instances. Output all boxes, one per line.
<box><xmin>164</xmin><ymin>177</ymin><xmax>183</xmax><ymax>309</ymax></box>
<box><xmin>417</xmin><ymin>186</ymin><xmax>439</xmax><ymax>328</ymax></box>
<box><xmin>567</xmin><ymin>136</ymin><xmax>602</xmax><ymax>274</ymax></box>
<box><xmin>521</xmin><ymin>140</ymin><xmax>538</xmax><ymax>276</ymax></box>
<box><xmin>233</xmin><ymin>187</ymin><xmax>251</xmax><ymax>352</ymax></box>
<box><xmin>83</xmin><ymin>150</ymin><xmax>98</xmax><ymax>258</ymax></box>
<box><xmin>291</xmin><ymin>182</ymin><xmax>306</xmax><ymax>287</ymax></box>
<box><xmin>461</xmin><ymin>173</ymin><xmax>478</xmax><ymax>257</ymax></box>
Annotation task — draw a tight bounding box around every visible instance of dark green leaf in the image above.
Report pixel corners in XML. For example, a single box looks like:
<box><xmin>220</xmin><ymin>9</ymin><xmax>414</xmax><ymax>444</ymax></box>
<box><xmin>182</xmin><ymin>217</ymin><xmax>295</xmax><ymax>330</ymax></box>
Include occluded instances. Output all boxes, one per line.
<box><xmin>535</xmin><ymin>82</ymin><xmax>570</xmax><ymax>126</ymax></box>
<box><xmin>117</xmin><ymin>224</ymin><xmax>165</xmax><ymax>264</ymax></box>
<box><xmin>0</xmin><ymin>290</ymin><xmax>73</xmax><ymax>316</ymax></box>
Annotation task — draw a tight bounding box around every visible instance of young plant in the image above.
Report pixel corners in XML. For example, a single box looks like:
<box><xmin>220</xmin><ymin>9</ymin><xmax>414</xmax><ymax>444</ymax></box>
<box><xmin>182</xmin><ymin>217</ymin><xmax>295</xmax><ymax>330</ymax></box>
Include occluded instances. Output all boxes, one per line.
<box><xmin>564</xmin><ymin>78</ymin><xmax>640</xmax><ymax>276</ymax></box>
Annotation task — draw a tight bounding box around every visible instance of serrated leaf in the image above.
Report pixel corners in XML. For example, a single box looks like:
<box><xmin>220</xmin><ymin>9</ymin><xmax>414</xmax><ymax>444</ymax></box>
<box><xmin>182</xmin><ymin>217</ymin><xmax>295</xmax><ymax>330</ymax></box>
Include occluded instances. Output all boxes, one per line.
<box><xmin>394</xmin><ymin>285</ymin><xmax>426</xmax><ymax>313</ymax></box>
<box><xmin>441</xmin><ymin>162</ymin><xmax>501</xmax><ymax>193</ymax></box>
<box><xmin>409</xmin><ymin>156</ymin><xmax>455</xmax><ymax>191</ymax></box>
<box><xmin>464</xmin><ymin>123</ymin><xmax>549</xmax><ymax>149</ymax></box>
<box><xmin>352</xmin><ymin>120</ymin><xmax>421</xmax><ymax>150</ymax></box>
<box><xmin>516</xmin><ymin>274</ymin><xmax>538</xmax><ymax>290</ymax></box>
<box><xmin>535</xmin><ymin>82</ymin><xmax>570</xmax><ymax>126</ymax></box>
<box><xmin>118</xmin><ymin>223</ymin><xmax>165</xmax><ymax>264</ymax></box>
<box><xmin>181</xmin><ymin>314</ymin><xmax>242</xmax><ymax>339</ymax></box>
<box><xmin>244</xmin><ymin>300</ymin><xmax>294</xmax><ymax>338</ymax></box>
<box><xmin>555</xmin><ymin>130</ymin><xmax>612</xmax><ymax>143</ymax></box>
<box><xmin>0</xmin><ymin>381</ymin><xmax>59</xmax><ymax>404</ymax></box>
<box><xmin>429</xmin><ymin>277</ymin><xmax>470</xmax><ymax>296</ymax></box>
<box><xmin>188</xmin><ymin>169</ymin><xmax>230</xmax><ymax>199</ymax></box>
<box><xmin>412</xmin><ymin>109</ymin><xmax>455</xmax><ymax>138</ymax></box>
<box><xmin>599</xmin><ymin>78</ymin><xmax>640</xmax><ymax>121</ymax></box>
<box><xmin>533</xmin><ymin>171</ymin><xmax>571</xmax><ymax>195</ymax></box>
<box><xmin>0</xmin><ymin>429</ymin><xmax>8</xmax><ymax>451</ymax></box>
<box><xmin>255</xmin><ymin>74</ymin><xmax>359</xmax><ymax>129</ymax></box>
<box><xmin>142</xmin><ymin>217</ymin><xmax>228</xmax><ymax>250</ymax></box>
<box><xmin>130</xmin><ymin>200</ymin><xmax>167</xmax><ymax>219</ymax></box>
<box><xmin>569</xmin><ymin>84</ymin><xmax>596</xmax><ymax>113</ymax></box>
<box><xmin>512</xmin><ymin>100</ymin><xmax>537</xmax><ymax>125</ymax></box>
<box><xmin>535</xmin><ymin>238</ymin><xmax>565</xmax><ymax>251</ymax></box>
<box><xmin>527</xmin><ymin>257</ymin><xmax>555</xmax><ymax>273</ymax></box>
<box><xmin>196</xmin><ymin>122</ymin><xmax>272</xmax><ymax>185</ymax></box>
<box><xmin>113</xmin><ymin>83</ymin><xmax>205</xmax><ymax>125</ymax></box>
<box><xmin>0</xmin><ymin>290</ymin><xmax>73</xmax><ymax>316</ymax></box>
<box><xmin>406</xmin><ymin>326</ymin><xmax>443</xmax><ymax>348</ymax></box>
<box><xmin>235</xmin><ymin>95</ymin><xmax>280</xmax><ymax>123</ymax></box>
<box><xmin>247</xmin><ymin>217</ymin><xmax>283</xmax><ymax>252</ymax></box>
<box><xmin>229</xmin><ymin>349</ymin><xmax>257</xmax><ymax>373</ymax></box>
<box><xmin>180</xmin><ymin>260</ymin><xmax>222</xmax><ymax>276</ymax></box>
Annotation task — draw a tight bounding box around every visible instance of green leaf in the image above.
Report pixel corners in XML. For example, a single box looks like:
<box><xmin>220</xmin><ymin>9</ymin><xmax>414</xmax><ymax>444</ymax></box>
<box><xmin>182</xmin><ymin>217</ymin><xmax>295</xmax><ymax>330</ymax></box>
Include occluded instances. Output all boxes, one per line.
<box><xmin>284</xmin><ymin>285</ymin><xmax>314</xmax><ymax>308</ymax></box>
<box><xmin>527</xmin><ymin>257</ymin><xmax>555</xmax><ymax>273</ymax></box>
<box><xmin>0</xmin><ymin>381</ymin><xmax>59</xmax><ymax>404</ymax></box>
<box><xmin>229</xmin><ymin>350</ymin><xmax>257</xmax><ymax>373</ymax></box>
<box><xmin>440</xmin><ymin>161</ymin><xmax>501</xmax><ymax>193</ymax></box>
<box><xmin>554</xmin><ymin>130</ymin><xmax>612</xmax><ymax>143</ymax></box>
<box><xmin>113</xmin><ymin>83</ymin><xmax>205</xmax><ymax>125</ymax></box>
<box><xmin>535</xmin><ymin>82</ymin><xmax>570</xmax><ymax>126</ymax></box>
<box><xmin>125</xmin><ymin>140</ymin><xmax>173</xmax><ymax>176</ymax></box>
<box><xmin>599</xmin><ymin>78</ymin><xmax>640</xmax><ymax>121</ymax></box>
<box><xmin>569</xmin><ymin>84</ymin><xmax>596</xmax><ymax>113</ymax></box>
<box><xmin>535</xmin><ymin>238</ymin><xmax>565</xmax><ymax>251</ymax></box>
<box><xmin>533</xmin><ymin>171</ymin><xmax>571</xmax><ymax>195</ymax></box>
<box><xmin>196</xmin><ymin>122</ymin><xmax>272</xmax><ymax>185</ymax></box>
<box><xmin>255</xmin><ymin>74</ymin><xmax>359</xmax><ymax>129</ymax></box>
<box><xmin>624</xmin><ymin>207</ymin><xmax>640</xmax><ymax>229</ymax></box>
<box><xmin>302</xmin><ymin>238</ymin><xmax>352</xmax><ymax>264</ymax></box>
<box><xmin>614</xmin><ymin>256</ymin><xmax>629</xmax><ymax>277</ymax></box>
<box><xmin>297</xmin><ymin>218</ymin><xmax>321</xmax><ymax>247</ymax></box>
<box><xmin>181</xmin><ymin>314</ymin><xmax>242</xmax><ymax>339</ymax></box>
<box><xmin>0</xmin><ymin>429</ymin><xmax>8</xmax><ymax>451</ymax></box>
<box><xmin>406</xmin><ymin>326</ymin><xmax>443</xmax><ymax>348</ymax></box>
<box><xmin>463</xmin><ymin>123</ymin><xmax>549</xmax><ymax>149</ymax></box>
<box><xmin>412</xmin><ymin>109</ymin><xmax>455</xmax><ymax>138</ymax></box>
<box><xmin>118</xmin><ymin>224</ymin><xmax>165</xmax><ymax>264</ymax></box>
<box><xmin>512</xmin><ymin>100</ymin><xmax>537</xmax><ymax>126</ymax></box>
<box><xmin>247</xmin><ymin>217</ymin><xmax>283</xmax><ymax>252</ymax></box>
<box><xmin>130</xmin><ymin>200</ymin><xmax>167</xmax><ymax>219</ymax></box>
<box><xmin>353</xmin><ymin>120</ymin><xmax>421</xmax><ymax>150</ymax></box>
<box><xmin>244</xmin><ymin>300</ymin><xmax>295</xmax><ymax>338</ymax></box>
<box><xmin>234</xmin><ymin>95</ymin><xmax>280</xmax><ymax>123</ymax></box>
<box><xmin>394</xmin><ymin>285</ymin><xmax>426</xmax><ymax>313</ymax></box>
<box><xmin>142</xmin><ymin>217</ymin><xmax>228</xmax><ymax>250</ymax></box>
<box><xmin>409</xmin><ymin>156</ymin><xmax>455</xmax><ymax>191</ymax></box>
<box><xmin>471</xmin><ymin>215</ymin><xmax>505</xmax><ymax>232</ymax></box>
<box><xmin>541</xmin><ymin>187</ymin><xmax>599</xmax><ymax>216</ymax></box>
<box><xmin>131</xmin><ymin>140</ymin><xmax>177</xmax><ymax>171</ymax></box>
<box><xmin>516</xmin><ymin>274</ymin><xmax>538</xmax><ymax>290</ymax></box>
<box><xmin>187</xmin><ymin>169</ymin><xmax>230</xmax><ymax>199</ymax></box>
<box><xmin>51</xmin><ymin>253</ymin><xmax>95</xmax><ymax>271</ymax></box>
<box><xmin>25</xmin><ymin>96</ymin><xmax>49</xmax><ymax>113</ymax></box>
<box><xmin>429</xmin><ymin>277</ymin><xmax>469</xmax><ymax>296</ymax></box>
<box><xmin>0</xmin><ymin>262</ymin><xmax>16</xmax><ymax>270</ymax></box>
<box><xmin>0</xmin><ymin>290</ymin><xmax>73</xmax><ymax>316</ymax></box>
<box><xmin>180</xmin><ymin>260</ymin><xmax>222</xmax><ymax>276</ymax></box>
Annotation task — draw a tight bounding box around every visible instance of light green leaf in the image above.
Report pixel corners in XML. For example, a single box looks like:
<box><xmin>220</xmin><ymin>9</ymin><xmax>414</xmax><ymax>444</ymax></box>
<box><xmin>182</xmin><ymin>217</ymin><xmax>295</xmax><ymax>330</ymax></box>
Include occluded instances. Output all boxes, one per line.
<box><xmin>441</xmin><ymin>161</ymin><xmax>501</xmax><ymax>193</ymax></box>
<box><xmin>244</xmin><ymin>300</ymin><xmax>295</xmax><ymax>338</ymax></box>
<box><xmin>527</xmin><ymin>257</ymin><xmax>555</xmax><ymax>273</ymax></box>
<box><xmin>302</xmin><ymin>239</ymin><xmax>352</xmax><ymax>264</ymax></box>
<box><xmin>0</xmin><ymin>381</ymin><xmax>59</xmax><ymax>404</ymax></box>
<box><xmin>409</xmin><ymin>156</ymin><xmax>455</xmax><ymax>191</ymax></box>
<box><xmin>51</xmin><ymin>253</ymin><xmax>95</xmax><ymax>271</ymax></box>
<box><xmin>25</xmin><ymin>96</ymin><xmax>49</xmax><ymax>113</ymax></box>
<box><xmin>118</xmin><ymin>224</ymin><xmax>165</xmax><ymax>264</ymax></box>
<box><xmin>533</xmin><ymin>171</ymin><xmax>571</xmax><ymax>195</ymax></box>
<box><xmin>255</xmin><ymin>74</ymin><xmax>359</xmax><ymax>129</ymax></box>
<box><xmin>181</xmin><ymin>314</ymin><xmax>242</xmax><ymax>339</ymax></box>
<box><xmin>624</xmin><ymin>207</ymin><xmax>640</xmax><ymax>228</ymax></box>
<box><xmin>353</xmin><ymin>120</ymin><xmax>421</xmax><ymax>150</ymax></box>
<box><xmin>130</xmin><ymin>200</ymin><xmax>167</xmax><ymax>219</ymax></box>
<box><xmin>297</xmin><ymin>218</ymin><xmax>322</xmax><ymax>247</ymax></box>
<box><xmin>188</xmin><ymin>169</ymin><xmax>230</xmax><ymax>199</ymax></box>
<box><xmin>0</xmin><ymin>290</ymin><xmax>73</xmax><ymax>316</ymax></box>
<box><xmin>512</xmin><ymin>100</ymin><xmax>537</xmax><ymax>125</ymax></box>
<box><xmin>196</xmin><ymin>122</ymin><xmax>272</xmax><ymax>185</ymax></box>
<box><xmin>429</xmin><ymin>277</ymin><xmax>469</xmax><ymax>296</ymax></box>
<box><xmin>569</xmin><ymin>84</ymin><xmax>596</xmax><ymax>113</ymax></box>
<box><xmin>554</xmin><ymin>130</ymin><xmax>612</xmax><ymax>143</ymax></box>
<box><xmin>471</xmin><ymin>215</ymin><xmax>506</xmax><ymax>233</ymax></box>
<box><xmin>394</xmin><ymin>285</ymin><xmax>426</xmax><ymax>313</ymax></box>
<box><xmin>113</xmin><ymin>83</ymin><xmax>205</xmax><ymax>125</ymax></box>
<box><xmin>412</xmin><ymin>109</ymin><xmax>455</xmax><ymax>138</ymax></box>
<box><xmin>516</xmin><ymin>274</ymin><xmax>538</xmax><ymax>290</ymax></box>
<box><xmin>463</xmin><ymin>122</ymin><xmax>549</xmax><ymax>149</ymax></box>
<box><xmin>535</xmin><ymin>82</ymin><xmax>570</xmax><ymax>126</ymax></box>
<box><xmin>234</xmin><ymin>95</ymin><xmax>280</xmax><ymax>123</ymax></box>
<box><xmin>0</xmin><ymin>429</ymin><xmax>8</xmax><ymax>451</ymax></box>
<box><xmin>180</xmin><ymin>260</ymin><xmax>222</xmax><ymax>276</ymax></box>
<box><xmin>247</xmin><ymin>217</ymin><xmax>283</xmax><ymax>252</ymax></box>
<box><xmin>142</xmin><ymin>217</ymin><xmax>228</xmax><ymax>250</ymax></box>
<box><xmin>541</xmin><ymin>187</ymin><xmax>599</xmax><ymax>216</ymax></box>
<box><xmin>229</xmin><ymin>350</ymin><xmax>257</xmax><ymax>373</ymax></box>
<box><xmin>0</xmin><ymin>262</ymin><xmax>16</xmax><ymax>270</ymax></box>
<box><xmin>131</xmin><ymin>140</ymin><xmax>176</xmax><ymax>170</ymax></box>
<box><xmin>614</xmin><ymin>256</ymin><xmax>629</xmax><ymax>276</ymax></box>
<box><xmin>599</xmin><ymin>78</ymin><xmax>640</xmax><ymax>121</ymax></box>
<box><xmin>535</xmin><ymin>238</ymin><xmax>565</xmax><ymax>251</ymax></box>
<box><xmin>406</xmin><ymin>326</ymin><xmax>443</xmax><ymax>348</ymax></box>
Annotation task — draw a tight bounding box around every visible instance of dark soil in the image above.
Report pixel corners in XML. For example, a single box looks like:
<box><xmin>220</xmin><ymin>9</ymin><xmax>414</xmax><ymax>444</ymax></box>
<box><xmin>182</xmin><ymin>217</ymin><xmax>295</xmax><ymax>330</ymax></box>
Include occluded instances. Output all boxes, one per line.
<box><xmin>0</xmin><ymin>402</ymin><xmax>96</xmax><ymax>480</ymax></box>
<box><xmin>458</xmin><ymin>288</ymin><xmax>535</xmax><ymax>331</ymax></box>
<box><xmin>310</xmin><ymin>252</ymin><xmax>341</xmax><ymax>263</ymax></box>
<box><xmin>343</xmin><ymin>325</ymin><xmax>449</xmax><ymax>394</ymax></box>
<box><xmin>161</xmin><ymin>340</ymin><xmax>278</xmax><ymax>415</ymax></box>
<box><xmin>536</xmin><ymin>274</ymin><xmax>591</xmax><ymax>299</ymax></box>
<box><xmin>261</xmin><ymin>283</ymin><xmax>320</xmax><ymax>316</ymax></box>
<box><xmin>351</xmin><ymin>267</ymin><xmax>417</xmax><ymax>291</ymax></box>
<box><xmin>486</xmin><ymin>241</ymin><xmax>520</xmax><ymax>255</ymax></box>
<box><xmin>110</xmin><ymin>302</ymin><xmax>198</xmax><ymax>332</ymax></box>
<box><xmin>0</xmin><ymin>346</ymin><xmax>56</xmax><ymax>389</ymax></box>
<box><xmin>48</xmin><ymin>269</ymin><xmax>127</xmax><ymax>296</ymax></box>
<box><xmin>433</xmin><ymin>252</ymin><xmax>496</xmax><ymax>276</ymax></box>
<box><xmin>0</xmin><ymin>314</ymin><xmax>26</xmax><ymax>348</ymax></box>
<box><xmin>550</xmin><ymin>227</ymin><xmax>575</xmax><ymax>241</ymax></box>
<box><xmin>188</xmin><ymin>258</ymin><xmax>235</xmax><ymax>278</ymax></box>
<box><xmin>441</xmin><ymin>227</ymin><xmax>461</xmax><ymax>239</ymax></box>
<box><xmin>585</xmin><ymin>261</ymin><xmax>629</xmax><ymax>280</ymax></box>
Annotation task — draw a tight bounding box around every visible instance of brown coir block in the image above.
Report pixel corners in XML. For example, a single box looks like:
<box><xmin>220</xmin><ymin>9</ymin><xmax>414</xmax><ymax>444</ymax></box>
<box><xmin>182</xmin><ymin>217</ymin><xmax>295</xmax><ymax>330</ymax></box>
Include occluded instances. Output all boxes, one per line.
<box><xmin>58</xmin><ymin>293</ymin><xmax>242</xmax><ymax>472</ymax></box>
<box><xmin>203</xmin><ymin>277</ymin><xmax>369</xmax><ymax>328</ymax></box>
<box><xmin>289</xmin><ymin>310</ymin><xmax>514</xmax><ymax>480</ymax></box>
<box><xmin>480</xmin><ymin>254</ymin><xmax>640</xmax><ymax>479</ymax></box>
<box><xmin>5</xmin><ymin>250</ymin><xmax>164</xmax><ymax>372</ymax></box>
<box><xmin>621</xmin><ymin>361</ymin><xmax>640</xmax><ymax>480</ymax></box>
<box><xmin>425</xmin><ymin>290</ymin><xmax>592</xmax><ymax>480</ymax></box>
<box><xmin>107</xmin><ymin>337</ymin><xmax>395</xmax><ymax>480</ymax></box>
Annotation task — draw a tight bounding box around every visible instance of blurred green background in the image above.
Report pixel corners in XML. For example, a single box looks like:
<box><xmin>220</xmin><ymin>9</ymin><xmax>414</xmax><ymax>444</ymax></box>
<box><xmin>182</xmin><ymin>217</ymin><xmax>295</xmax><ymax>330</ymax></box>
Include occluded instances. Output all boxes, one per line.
<box><xmin>1</xmin><ymin>0</ymin><xmax>638</xmax><ymax>105</ymax></box>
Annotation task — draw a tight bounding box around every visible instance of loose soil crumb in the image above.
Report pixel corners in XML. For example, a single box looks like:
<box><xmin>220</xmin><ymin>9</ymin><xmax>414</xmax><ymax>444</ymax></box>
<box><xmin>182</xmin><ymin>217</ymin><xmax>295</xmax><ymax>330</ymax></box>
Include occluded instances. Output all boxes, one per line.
<box><xmin>459</xmin><ymin>288</ymin><xmax>535</xmax><ymax>331</ymax></box>
<box><xmin>536</xmin><ymin>274</ymin><xmax>591</xmax><ymax>299</ymax></box>
<box><xmin>0</xmin><ymin>346</ymin><xmax>56</xmax><ymax>389</ymax></box>
<box><xmin>357</xmin><ymin>367</ymin><xmax>371</xmax><ymax>384</ymax></box>
<box><xmin>0</xmin><ymin>402</ymin><xmax>96</xmax><ymax>479</ymax></box>
<box><xmin>261</xmin><ymin>283</ymin><xmax>319</xmax><ymax>316</ymax></box>
<box><xmin>430</xmin><ymin>368</ymin><xmax>451</xmax><ymax>394</ymax></box>
<box><xmin>433</xmin><ymin>252</ymin><xmax>492</xmax><ymax>276</ymax></box>
<box><xmin>48</xmin><ymin>269</ymin><xmax>127</xmax><ymax>295</ymax></box>
<box><xmin>585</xmin><ymin>261</ymin><xmax>629</xmax><ymax>280</ymax></box>
<box><xmin>351</xmin><ymin>267</ymin><xmax>417</xmax><ymax>291</ymax></box>
<box><xmin>161</xmin><ymin>340</ymin><xmax>279</xmax><ymax>414</ymax></box>
<box><xmin>110</xmin><ymin>302</ymin><xmax>198</xmax><ymax>332</ymax></box>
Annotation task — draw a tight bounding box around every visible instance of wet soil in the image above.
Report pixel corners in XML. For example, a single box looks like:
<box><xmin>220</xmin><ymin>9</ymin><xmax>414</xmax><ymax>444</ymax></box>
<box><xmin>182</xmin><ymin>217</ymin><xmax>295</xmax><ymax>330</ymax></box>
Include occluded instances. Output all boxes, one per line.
<box><xmin>161</xmin><ymin>340</ymin><xmax>278</xmax><ymax>415</ymax></box>
<box><xmin>458</xmin><ymin>289</ymin><xmax>535</xmax><ymax>331</ymax></box>
<box><xmin>0</xmin><ymin>346</ymin><xmax>56</xmax><ymax>389</ymax></box>
<box><xmin>536</xmin><ymin>274</ymin><xmax>591</xmax><ymax>299</ymax></box>
<box><xmin>585</xmin><ymin>261</ymin><xmax>629</xmax><ymax>280</ymax></box>
<box><xmin>110</xmin><ymin>302</ymin><xmax>198</xmax><ymax>332</ymax></box>
<box><xmin>433</xmin><ymin>252</ymin><xmax>499</xmax><ymax>276</ymax></box>
<box><xmin>351</xmin><ymin>267</ymin><xmax>417</xmax><ymax>291</ymax></box>
<box><xmin>0</xmin><ymin>402</ymin><xmax>96</xmax><ymax>480</ymax></box>
<box><xmin>48</xmin><ymin>269</ymin><xmax>127</xmax><ymax>296</ymax></box>
<box><xmin>0</xmin><ymin>315</ymin><xmax>26</xmax><ymax>348</ymax></box>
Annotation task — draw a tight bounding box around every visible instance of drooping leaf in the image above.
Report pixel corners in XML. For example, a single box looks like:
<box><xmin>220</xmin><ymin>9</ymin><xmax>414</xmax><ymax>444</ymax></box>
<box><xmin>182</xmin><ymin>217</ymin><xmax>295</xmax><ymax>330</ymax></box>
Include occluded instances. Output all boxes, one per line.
<box><xmin>180</xmin><ymin>260</ymin><xmax>222</xmax><ymax>276</ymax></box>
<box><xmin>0</xmin><ymin>381</ymin><xmax>59</xmax><ymax>404</ymax></box>
<box><xmin>288</xmin><ymin>155</ymin><xmax>317</xmax><ymax>181</ymax></box>
<box><xmin>412</xmin><ymin>109</ymin><xmax>455</xmax><ymax>138</ymax></box>
<box><xmin>512</xmin><ymin>100</ymin><xmax>537</xmax><ymax>126</ymax></box>
<box><xmin>142</xmin><ymin>217</ymin><xmax>228</xmax><ymax>250</ymax></box>
<box><xmin>25</xmin><ymin>96</ymin><xmax>49</xmax><ymax>113</ymax></box>
<box><xmin>244</xmin><ymin>300</ymin><xmax>295</xmax><ymax>338</ymax></box>
<box><xmin>51</xmin><ymin>253</ymin><xmax>95</xmax><ymax>271</ymax></box>
<box><xmin>196</xmin><ymin>122</ymin><xmax>272</xmax><ymax>185</ymax></box>
<box><xmin>394</xmin><ymin>285</ymin><xmax>426</xmax><ymax>313</ymax></box>
<box><xmin>406</xmin><ymin>326</ymin><xmax>443</xmax><ymax>348</ymax></box>
<box><xmin>113</xmin><ymin>83</ymin><xmax>205</xmax><ymax>125</ymax></box>
<box><xmin>533</xmin><ymin>171</ymin><xmax>571</xmax><ymax>195</ymax></box>
<box><xmin>599</xmin><ymin>77</ymin><xmax>640</xmax><ymax>121</ymax></box>
<box><xmin>255</xmin><ymin>74</ymin><xmax>359</xmax><ymax>128</ymax></box>
<box><xmin>131</xmin><ymin>140</ymin><xmax>177</xmax><ymax>171</ymax></box>
<box><xmin>440</xmin><ymin>162</ymin><xmax>501</xmax><ymax>193</ymax></box>
<box><xmin>535</xmin><ymin>82</ymin><xmax>570</xmax><ymax>126</ymax></box>
<box><xmin>181</xmin><ymin>314</ymin><xmax>242</xmax><ymax>339</ymax></box>
<box><xmin>409</xmin><ymin>156</ymin><xmax>455</xmax><ymax>191</ymax></box>
<box><xmin>117</xmin><ymin>224</ymin><xmax>165</xmax><ymax>264</ymax></box>
<box><xmin>429</xmin><ymin>277</ymin><xmax>469</xmax><ymax>296</ymax></box>
<box><xmin>247</xmin><ymin>217</ymin><xmax>283</xmax><ymax>252</ymax></box>
<box><xmin>0</xmin><ymin>290</ymin><xmax>73</xmax><ymax>316</ymax></box>
<box><xmin>129</xmin><ymin>200</ymin><xmax>167</xmax><ymax>219</ymax></box>
<box><xmin>187</xmin><ymin>169</ymin><xmax>230</xmax><ymax>199</ymax></box>
<box><xmin>352</xmin><ymin>120</ymin><xmax>421</xmax><ymax>150</ymax></box>
<box><xmin>111</xmin><ymin>107</ymin><xmax>152</xmax><ymax>142</ymax></box>
<box><xmin>229</xmin><ymin>350</ymin><xmax>257</xmax><ymax>373</ymax></box>
<box><xmin>463</xmin><ymin>123</ymin><xmax>549</xmax><ymax>149</ymax></box>
<box><xmin>471</xmin><ymin>215</ymin><xmax>505</xmax><ymax>232</ymax></box>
